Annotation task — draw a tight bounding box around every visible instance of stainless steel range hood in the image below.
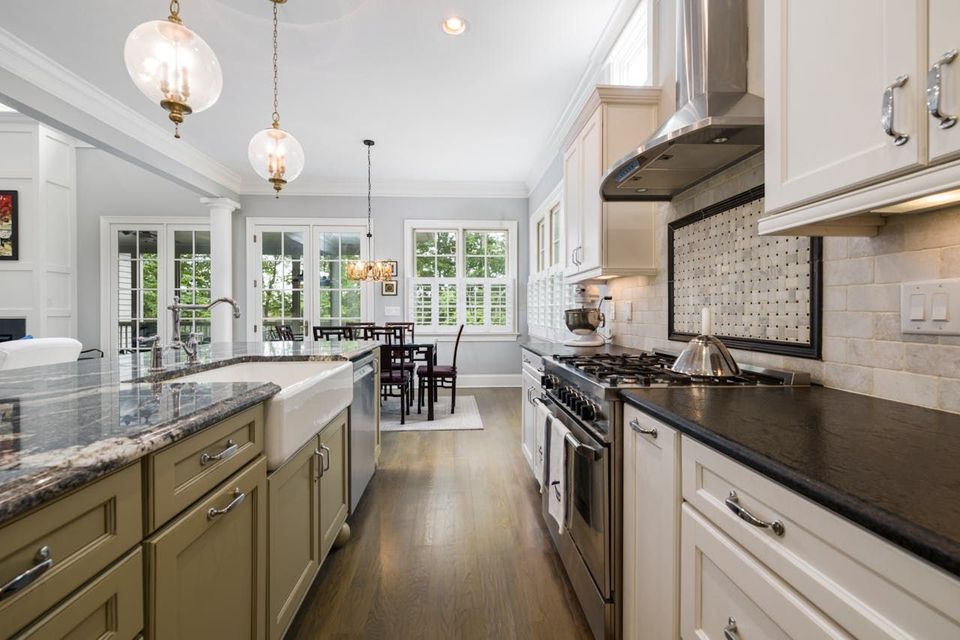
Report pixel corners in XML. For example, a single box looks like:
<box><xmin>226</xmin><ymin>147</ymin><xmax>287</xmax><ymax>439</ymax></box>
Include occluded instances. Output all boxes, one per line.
<box><xmin>601</xmin><ymin>0</ymin><xmax>763</xmax><ymax>201</ymax></box>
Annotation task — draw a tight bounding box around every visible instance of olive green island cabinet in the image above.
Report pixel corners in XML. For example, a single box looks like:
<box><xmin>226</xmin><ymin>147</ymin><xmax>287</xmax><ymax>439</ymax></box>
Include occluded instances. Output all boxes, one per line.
<box><xmin>1</xmin><ymin>402</ymin><xmax>355</xmax><ymax>640</ymax></box>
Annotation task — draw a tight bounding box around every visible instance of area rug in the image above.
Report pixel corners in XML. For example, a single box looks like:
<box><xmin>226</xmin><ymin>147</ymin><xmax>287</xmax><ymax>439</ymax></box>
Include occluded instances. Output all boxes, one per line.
<box><xmin>380</xmin><ymin>395</ymin><xmax>484</xmax><ymax>432</ymax></box>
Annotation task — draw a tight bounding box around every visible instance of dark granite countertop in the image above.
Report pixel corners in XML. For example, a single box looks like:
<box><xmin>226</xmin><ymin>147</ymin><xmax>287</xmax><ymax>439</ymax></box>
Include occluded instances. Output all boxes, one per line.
<box><xmin>0</xmin><ymin>340</ymin><xmax>379</xmax><ymax>525</ymax></box>
<box><xmin>518</xmin><ymin>337</ymin><xmax>653</xmax><ymax>359</ymax></box>
<box><xmin>621</xmin><ymin>386</ymin><xmax>960</xmax><ymax>577</ymax></box>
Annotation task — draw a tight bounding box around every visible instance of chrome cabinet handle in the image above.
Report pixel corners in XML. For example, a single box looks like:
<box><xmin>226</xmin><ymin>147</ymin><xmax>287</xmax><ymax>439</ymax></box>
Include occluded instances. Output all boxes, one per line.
<box><xmin>628</xmin><ymin>418</ymin><xmax>658</xmax><ymax>439</ymax></box>
<box><xmin>207</xmin><ymin>488</ymin><xmax>245</xmax><ymax>521</ymax></box>
<box><xmin>928</xmin><ymin>49</ymin><xmax>958</xmax><ymax>129</ymax></box>
<box><xmin>522</xmin><ymin>357</ymin><xmax>531</xmax><ymax>365</ymax></box>
<box><xmin>882</xmin><ymin>74</ymin><xmax>910</xmax><ymax>146</ymax></box>
<box><xmin>0</xmin><ymin>546</ymin><xmax>53</xmax><ymax>601</ymax></box>
<box><xmin>199</xmin><ymin>439</ymin><xmax>238</xmax><ymax>466</ymax></box>
<box><xmin>526</xmin><ymin>387</ymin><xmax>534</xmax><ymax>404</ymax></box>
<box><xmin>723</xmin><ymin>617</ymin><xmax>739</xmax><ymax>640</ymax></box>
<box><xmin>725</xmin><ymin>491</ymin><xmax>785</xmax><ymax>536</ymax></box>
<box><xmin>315</xmin><ymin>448</ymin><xmax>326</xmax><ymax>477</ymax></box>
<box><xmin>537</xmin><ymin>366</ymin><xmax>545</xmax><ymax>373</ymax></box>
<box><xmin>320</xmin><ymin>444</ymin><xmax>331</xmax><ymax>472</ymax></box>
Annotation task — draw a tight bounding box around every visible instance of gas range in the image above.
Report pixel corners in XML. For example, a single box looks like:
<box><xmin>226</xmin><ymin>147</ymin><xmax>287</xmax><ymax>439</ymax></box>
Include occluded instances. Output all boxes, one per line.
<box><xmin>541</xmin><ymin>351</ymin><xmax>810</xmax><ymax>441</ymax></box>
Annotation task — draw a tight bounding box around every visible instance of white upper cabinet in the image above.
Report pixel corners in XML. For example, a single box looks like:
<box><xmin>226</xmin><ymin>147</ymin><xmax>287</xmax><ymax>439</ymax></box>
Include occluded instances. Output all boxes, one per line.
<box><xmin>929</xmin><ymin>0</ymin><xmax>960</xmax><ymax>161</ymax></box>
<box><xmin>764</xmin><ymin>0</ymin><xmax>924</xmax><ymax>217</ymax></box>
<box><xmin>562</xmin><ymin>86</ymin><xmax>660</xmax><ymax>282</ymax></box>
<box><xmin>761</xmin><ymin>0</ymin><xmax>960</xmax><ymax>236</ymax></box>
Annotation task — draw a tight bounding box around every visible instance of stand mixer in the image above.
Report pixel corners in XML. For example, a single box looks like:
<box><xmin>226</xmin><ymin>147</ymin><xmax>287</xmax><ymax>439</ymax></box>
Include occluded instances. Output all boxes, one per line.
<box><xmin>563</xmin><ymin>287</ymin><xmax>612</xmax><ymax>347</ymax></box>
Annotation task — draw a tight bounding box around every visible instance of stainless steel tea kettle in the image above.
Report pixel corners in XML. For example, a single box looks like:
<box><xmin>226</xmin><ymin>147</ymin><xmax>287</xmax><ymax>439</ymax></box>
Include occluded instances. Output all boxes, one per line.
<box><xmin>671</xmin><ymin>308</ymin><xmax>740</xmax><ymax>377</ymax></box>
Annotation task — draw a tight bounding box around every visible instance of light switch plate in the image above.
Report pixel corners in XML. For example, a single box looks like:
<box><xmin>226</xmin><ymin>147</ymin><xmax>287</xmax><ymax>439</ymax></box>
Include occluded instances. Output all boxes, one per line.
<box><xmin>901</xmin><ymin>279</ymin><xmax>960</xmax><ymax>335</ymax></box>
<box><xmin>384</xmin><ymin>306</ymin><xmax>401</xmax><ymax>317</ymax></box>
<box><xmin>624</xmin><ymin>301</ymin><xmax>633</xmax><ymax>322</ymax></box>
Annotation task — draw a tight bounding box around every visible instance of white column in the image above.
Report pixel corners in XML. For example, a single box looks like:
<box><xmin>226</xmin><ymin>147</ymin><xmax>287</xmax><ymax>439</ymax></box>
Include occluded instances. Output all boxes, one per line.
<box><xmin>201</xmin><ymin>197</ymin><xmax>241</xmax><ymax>343</ymax></box>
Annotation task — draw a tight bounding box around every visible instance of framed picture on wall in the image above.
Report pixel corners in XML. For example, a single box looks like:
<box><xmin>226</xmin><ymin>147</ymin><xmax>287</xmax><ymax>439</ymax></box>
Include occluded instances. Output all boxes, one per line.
<box><xmin>0</xmin><ymin>191</ymin><xmax>18</xmax><ymax>261</ymax></box>
<box><xmin>385</xmin><ymin>260</ymin><xmax>398</xmax><ymax>279</ymax></box>
<box><xmin>381</xmin><ymin>280</ymin><xmax>398</xmax><ymax>296</ymax></box>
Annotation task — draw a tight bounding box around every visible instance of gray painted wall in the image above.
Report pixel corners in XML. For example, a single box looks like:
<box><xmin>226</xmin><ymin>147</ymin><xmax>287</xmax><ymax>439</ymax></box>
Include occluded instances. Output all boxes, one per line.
<box><xmin>528</xmin><ymin>155</ymin><xmax>563</xmax><ymax>216</ymax></box>
<box><xmin>76</xmin><ymin>149</ymin><xmax>527</xmax><ymax>376</ymax></box>
<box><xmin>76</xmin><ymin>148</ymin><xmax>208</xmax><ymax>349</ymax></box>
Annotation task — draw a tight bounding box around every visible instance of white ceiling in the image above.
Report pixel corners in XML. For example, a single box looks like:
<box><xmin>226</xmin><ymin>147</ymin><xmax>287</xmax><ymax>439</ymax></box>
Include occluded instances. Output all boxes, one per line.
<box><xmin>3</xmin><ymin>0</ymin><xmax>624</xmax><ymax>194</ymax></box>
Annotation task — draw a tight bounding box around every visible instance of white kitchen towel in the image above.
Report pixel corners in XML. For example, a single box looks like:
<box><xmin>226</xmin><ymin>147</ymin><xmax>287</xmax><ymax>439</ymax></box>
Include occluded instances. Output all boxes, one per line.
<box><xmin>534</xmin><ymin>400</ymin><xmax>551</xmax><ymax>492</ymax></box>
<box><xmin>547</xmin><ymin>418</ymin><xmax>571</xmax><ymax>535</ymax></box>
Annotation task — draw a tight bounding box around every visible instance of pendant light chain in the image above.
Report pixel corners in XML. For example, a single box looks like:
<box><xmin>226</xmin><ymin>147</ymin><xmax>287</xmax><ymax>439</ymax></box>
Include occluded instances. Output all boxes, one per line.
<box><xmin>367</xmin><ymin>143</ymin><xmax>373</xmax><ymax>242</ymax></box>
<box><xmin>271</xmin><ymin>0</ymin><xmax>280</xmax><ymax>127</ymax></box>
<box><xmin>168</xmin><ymin>0</ymin><xmax>182</xmax><ymax>23</ymax></box>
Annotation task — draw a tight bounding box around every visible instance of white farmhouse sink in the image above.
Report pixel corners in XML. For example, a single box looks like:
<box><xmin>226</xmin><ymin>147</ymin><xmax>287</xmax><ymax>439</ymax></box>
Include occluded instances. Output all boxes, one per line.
<box><xmin>171</xmin><ymin>361</ymin><xmax>353</xmax><ymax>470</ymax></box>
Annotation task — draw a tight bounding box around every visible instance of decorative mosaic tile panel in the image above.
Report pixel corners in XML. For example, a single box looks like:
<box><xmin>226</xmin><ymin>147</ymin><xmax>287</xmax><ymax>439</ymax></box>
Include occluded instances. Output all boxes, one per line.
<box><xmin>669</xmin><ymin>188</ymin><xmax>817</xmax><ymax>349</ymax></box>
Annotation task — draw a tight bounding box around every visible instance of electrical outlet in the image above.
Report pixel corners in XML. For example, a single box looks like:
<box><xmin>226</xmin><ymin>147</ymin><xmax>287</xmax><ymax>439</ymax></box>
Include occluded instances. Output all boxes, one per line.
<box><xmin>384</xmin><ymin>306</ymin><xmax>402</xmax><ymax>317</ymax></box>
<box><xmin>623</xmin><ymin>301</ymin><xmax>633</xmax><ymax>322</ymax></box>
<box><xmin>901</xmin><ymin>279</ymin><xmax>960</xmax><ymax>335</ymax></box>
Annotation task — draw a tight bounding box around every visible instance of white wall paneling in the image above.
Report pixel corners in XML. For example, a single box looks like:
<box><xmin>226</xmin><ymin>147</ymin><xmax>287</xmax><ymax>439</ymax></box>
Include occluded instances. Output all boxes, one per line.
<box><xmin>0</xmin><ymin>113</ymin><xmax>77</xmax><ymax>339</ymax></box>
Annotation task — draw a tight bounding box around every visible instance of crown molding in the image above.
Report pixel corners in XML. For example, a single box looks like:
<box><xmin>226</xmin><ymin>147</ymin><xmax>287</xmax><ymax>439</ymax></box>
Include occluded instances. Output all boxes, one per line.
<box><xmin>524</xmin><ymin>0</ymin><xmax>646</xmax><ymax>195</ymax></box>
<box><xmin>238</xmin><ymin>177</ymin><xmax>529</xmax><ymax>199</ymax></box>
<box><xmin>0</xmin><ymin>27</ymin><xmax>243</xmax><ymax>194</ymax></box>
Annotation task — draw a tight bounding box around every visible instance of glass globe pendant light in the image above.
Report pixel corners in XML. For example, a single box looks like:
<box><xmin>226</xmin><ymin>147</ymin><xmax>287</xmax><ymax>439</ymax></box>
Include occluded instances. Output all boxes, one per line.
<box><xmin>346</xmin><ymin>140</ymin><xmax>394</xmax><ymax>282</ymax></box>
<box><xmin>248</xmin><ymin>0</ymin><xmax>305</xmax><ymax>197</ymax></box>
<box><xmin>124</xmin><ymin>0</ymin><xmax>223</xmax><ymax>138</ymax></box>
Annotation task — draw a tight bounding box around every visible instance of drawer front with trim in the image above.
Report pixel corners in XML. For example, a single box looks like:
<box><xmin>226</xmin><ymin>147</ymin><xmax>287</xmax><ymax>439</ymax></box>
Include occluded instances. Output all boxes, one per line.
<box><xmin>681</xmin><ymin>504</ymin><xmax>849</xmax><ymax>640</ymax></box>
<box><xmin>682</xmin><ymin>437</ymin><xmax>960</xmax><ymax>639</ymax></box>
<box><xmin>520</xmin><ymin>349</ymin><xmax>544</xmax><ymax>377</ymax></box>
<box><xmin>147</xmin><ymin>404</ymin><xmax>263</xmax><ymax>532</ymax></box>
<box><xmin>14</xmin><ymin>547</ymin><xmax>143</xmax><ymax>640</ymax></box>
<box><xmin>0</xmin><ymin>463</ymin><xmax>142</xmax><ymax>639</ymax></box>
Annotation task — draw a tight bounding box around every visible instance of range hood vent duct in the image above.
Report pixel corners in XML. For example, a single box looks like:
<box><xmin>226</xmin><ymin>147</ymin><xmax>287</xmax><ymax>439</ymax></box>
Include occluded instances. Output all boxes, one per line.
<box><xmin>601</xmin><ymin>0</ymin><xmax>763</xmax><ymax>201</ymax></box>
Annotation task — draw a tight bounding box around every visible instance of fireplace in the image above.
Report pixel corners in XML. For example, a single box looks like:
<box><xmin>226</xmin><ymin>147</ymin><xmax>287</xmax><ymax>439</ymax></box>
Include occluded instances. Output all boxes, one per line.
<box><xmin>0</xmin><ymin>318</ymin><xmax>26</xmax><ymax>342</ymax></box>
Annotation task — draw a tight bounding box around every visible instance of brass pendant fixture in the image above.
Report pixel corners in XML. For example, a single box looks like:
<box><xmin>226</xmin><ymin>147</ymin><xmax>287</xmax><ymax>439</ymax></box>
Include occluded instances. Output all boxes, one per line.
<box><xmin>346</xmin><ymin>140</ymin><xmax>394</xmax><ymax>282</ymax></box>
<box><xmin>124</xmin><ymin>0</ymin><xmax>223</xmax><ymax>138</ymax></box>
<box><xmin>247</xmin><ymin>0</ymin><xmax>304</xmax><ymax>196</ymax></box>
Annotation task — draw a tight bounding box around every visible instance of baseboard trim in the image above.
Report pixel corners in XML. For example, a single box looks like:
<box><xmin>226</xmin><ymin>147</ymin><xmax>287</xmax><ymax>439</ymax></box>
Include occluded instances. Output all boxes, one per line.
<box><xmin>458</xmin><ymin>374</ymin><xmax>522</xmax><ymax>388</ymax></box>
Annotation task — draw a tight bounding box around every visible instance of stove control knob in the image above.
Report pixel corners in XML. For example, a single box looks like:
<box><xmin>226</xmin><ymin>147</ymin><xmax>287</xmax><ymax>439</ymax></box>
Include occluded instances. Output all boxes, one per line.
<box><xmin>580</xmin><ymin>402</ymin><xmax>597</xmax><ymax>421</ymax></box>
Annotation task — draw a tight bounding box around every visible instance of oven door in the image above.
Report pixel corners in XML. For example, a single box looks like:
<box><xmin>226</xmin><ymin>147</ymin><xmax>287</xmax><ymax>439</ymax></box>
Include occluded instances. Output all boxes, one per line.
<box><xmin>543</xmin><ymin>394</ymin><xmax>611</xmax><ymax>597</ymax></box>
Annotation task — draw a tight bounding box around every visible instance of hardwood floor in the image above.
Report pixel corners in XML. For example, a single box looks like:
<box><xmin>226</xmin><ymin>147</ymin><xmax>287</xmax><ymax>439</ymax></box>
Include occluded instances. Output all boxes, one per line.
<box><xmin>286</xmin><ymin>388</ymin><xmax>593</xmax><ymax>640</ymax></box>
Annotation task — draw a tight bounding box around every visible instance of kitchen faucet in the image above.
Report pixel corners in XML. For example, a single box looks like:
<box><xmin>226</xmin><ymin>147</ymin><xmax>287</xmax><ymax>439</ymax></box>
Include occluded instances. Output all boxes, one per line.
<box><xmin>166</xmin><ymin>296</ymin><xmax>242</xmax><ymax>365</ymax></box>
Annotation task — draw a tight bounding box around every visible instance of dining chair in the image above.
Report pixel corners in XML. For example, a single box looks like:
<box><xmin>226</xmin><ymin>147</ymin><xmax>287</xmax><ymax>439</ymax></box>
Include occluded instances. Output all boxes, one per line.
<box><xmin>348</xmin><ymin>322</ymin><xmax>377</xmax><ymax>340</ymax></box>
<box><xmin>313</xmin><ymin>326</ymin><xmax>351</xmax><ymax>341</ymax></box>
<box><xmin>374</xmin><ymin>326</ymin><xmax>412</xmax><ymax>421</ymax></box>
<box><xmin>418</xmin><ymin>324</ymin><xmax>464</xmax><ymax>414</ymax></box>
<box><xmin>275</xmin><ymin>325</ymin><xmax>296</xmax><ymax>341</ymax></box>
<box><xmin>385</xmin><ymin>321</ymin><xmax>415</xmax><ymax>343</ymax></box>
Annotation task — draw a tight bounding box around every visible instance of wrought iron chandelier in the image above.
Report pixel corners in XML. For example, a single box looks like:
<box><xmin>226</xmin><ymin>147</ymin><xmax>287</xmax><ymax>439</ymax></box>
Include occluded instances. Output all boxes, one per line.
<box><xmin>346</xmin><ymin>140</ymin><xmax>394</xmax><ymax>282</ymax></box>
<box><xmin>247</xmin><ymin>0</ymin><xmax>304</xmax><ymax>196</ymax></box>
<box><xmin>124</xmin><ymin>0</ymin><xmax>223</xmax><ymax>138</ymax></box>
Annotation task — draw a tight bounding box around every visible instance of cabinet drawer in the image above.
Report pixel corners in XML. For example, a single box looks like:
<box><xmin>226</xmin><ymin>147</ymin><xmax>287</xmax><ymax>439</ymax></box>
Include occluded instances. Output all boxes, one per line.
<box><xmin>682</xmin><ymin>437</ymin><xmax>960</xmax><ymax>639</ymax></box>
<box><xmin>0</xmin><ymin>463</ymin><xmax>142</xmax><ymax>639</ymax></box>
<box><xmin>520</xmin><ymin>349</ymin><xmax>543</xmax><ymax>376</ymax></box>
<box><xmin>145</xmin><ymin>456</ymin><xmax>267</xmax><ymax>640</ymax></box>
<box><xmin>681</xmin><ymin>504</ymin><xmax>848</xmax><ymax>639</ymax></box>
<box><xmin>14</xmin><ymin>547</ymin><xmax>143</xmax><ymax>640</ymax></box>
<box><xmin>146</xmin><ymin>404</ymin><xmax>263</xmax><ymax>532</ymax></box>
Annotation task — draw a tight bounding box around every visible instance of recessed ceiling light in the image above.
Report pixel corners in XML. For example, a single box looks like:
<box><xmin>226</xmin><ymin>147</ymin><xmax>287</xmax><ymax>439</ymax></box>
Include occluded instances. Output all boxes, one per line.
<box><xmin>442</xmin><ymin>16</ymin><xmax>467</xmax><ymax>35</ymax></box>
<box><xmin>635</xmin><ymin>188</ymin><xmax>648</xmax><ymax>193</ymax></box>
<box><xmin>712</xmin><ymin>136</ymin><xmax>729</xmax><ymax>144</ymax></box>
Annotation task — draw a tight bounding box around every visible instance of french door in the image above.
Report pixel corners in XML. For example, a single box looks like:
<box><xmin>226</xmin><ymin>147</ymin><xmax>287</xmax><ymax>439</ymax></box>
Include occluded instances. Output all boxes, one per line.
<box><xmin>247</xmin><ymin>221</ymin><xmax>372</xmax><ymax>342</ymax></box>
<box><xmin>102</xmin><ymin>220</ymin><xmax>210</xmax><ymax>356</ymax></box>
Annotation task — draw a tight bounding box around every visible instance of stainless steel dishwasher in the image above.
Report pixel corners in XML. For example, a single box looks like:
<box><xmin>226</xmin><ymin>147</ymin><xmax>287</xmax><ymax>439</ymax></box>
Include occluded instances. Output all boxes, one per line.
<box><xmin>349</xmin><ymin>353</ymin><xmax>378</xmax><ymax>512</ymax></box>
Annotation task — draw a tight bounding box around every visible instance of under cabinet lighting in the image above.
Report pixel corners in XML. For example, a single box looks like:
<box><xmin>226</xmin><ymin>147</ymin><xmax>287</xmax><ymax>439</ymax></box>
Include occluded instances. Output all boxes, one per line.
<box><xmin>874</xmin><ymin>188</ymin><xmax>960</xmax><ymax>214</ymax></box>
<box><xmin>442</xmin><ymin>17</ymin><xmax>467</xmax><ymax>35</ymax></box>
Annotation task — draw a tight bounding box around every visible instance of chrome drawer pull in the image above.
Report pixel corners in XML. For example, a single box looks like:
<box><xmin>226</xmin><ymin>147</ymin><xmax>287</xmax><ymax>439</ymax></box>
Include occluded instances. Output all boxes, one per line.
<box><xmin>320</xmin><ymin>444</ymin><xmax>332</xmax><ymax>473</ymax></box>
<box><xmin>315</xmin><ymin>448</ymin><xmax>326</xmax><ymax>478</ymax></box>
<box><xmin>199</xmin><ymin>439</ymin><xmax>238</xmax><ymax>466</ymax></box>
<box><xmin>882</xmin><ymin>74</ymin><xmax>910</xmax><ymax>146</ymax></box>
<box><xmin>723</xmin><ymin>617</ymin><xmax>739</xmax><ymax>640</ymax></box>
<box><xmin>207</xmin><ymin>488</ymin><xmax>245</xmax><ymax>520</ymax></box>
<box><xmin>0</xmin><ymin>546</ymin><xmax>53</xmax><ymax>601</ymax></box>
<box><xmin>628</xmin><ymin>418</ymin><xmax>658</xmax><ymax>439</ymax></box>
<box><xmin>725</xmin><ymin>491</ymin><xmax>785</xmax><ymax>536</ymax></box>
<box><xmin>928</xmin><ymin>49</ymin><xmax>958</xmax><ymax>129</ymax></box>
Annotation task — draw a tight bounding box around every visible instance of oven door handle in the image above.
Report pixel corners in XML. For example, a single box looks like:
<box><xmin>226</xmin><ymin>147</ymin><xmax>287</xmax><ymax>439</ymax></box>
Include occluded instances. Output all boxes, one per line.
<box><xmin>564</xmin><ymin>431</ymin><xmax>601</xmax><ymax>460</ymax></box>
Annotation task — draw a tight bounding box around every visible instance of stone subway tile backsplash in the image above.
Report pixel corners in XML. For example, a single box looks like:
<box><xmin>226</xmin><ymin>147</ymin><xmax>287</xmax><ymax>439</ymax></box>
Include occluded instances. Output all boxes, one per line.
<box><xmin>606</xmin><ymin>156</ymin><xmax>960</xmax><ymax>414</ymax></box>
